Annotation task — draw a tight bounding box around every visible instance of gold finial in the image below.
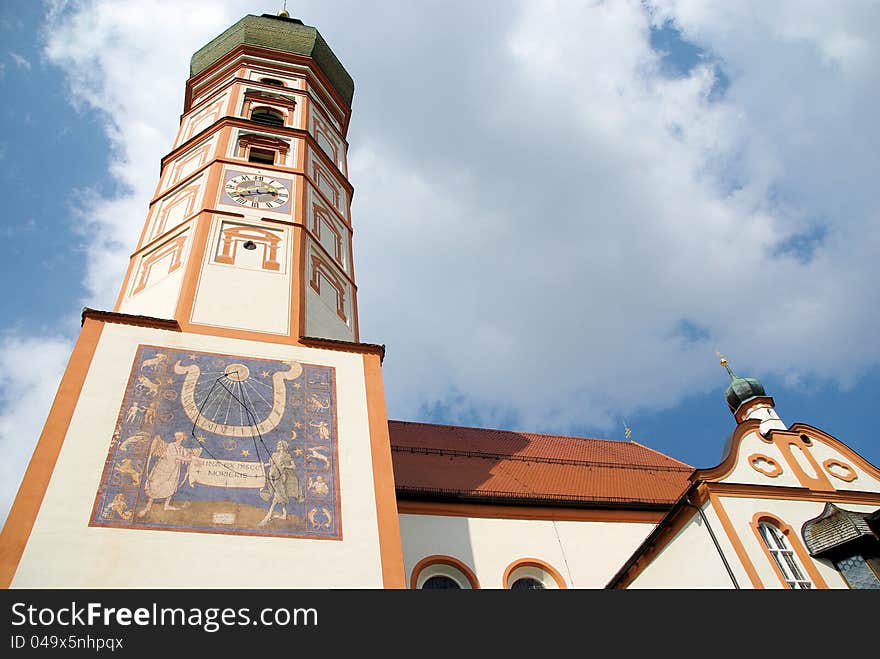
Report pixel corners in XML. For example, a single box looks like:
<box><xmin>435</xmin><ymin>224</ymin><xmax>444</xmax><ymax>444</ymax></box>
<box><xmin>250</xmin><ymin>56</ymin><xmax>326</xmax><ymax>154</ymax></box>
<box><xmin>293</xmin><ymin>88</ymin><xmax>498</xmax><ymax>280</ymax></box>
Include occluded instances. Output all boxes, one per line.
<box><xmin>278</xmin><ymin>1</ymin><xmax>290</xmax><ymax>18</ymax></box>
<box><xmin>623</xmin><ymin>420</ymin><xmax>632</xmax><ymax>440</ymax></box>
<box><xmin>716</xmin><ymin>351</ymin><xmax>738</xmax><ymax>381</ymax></box>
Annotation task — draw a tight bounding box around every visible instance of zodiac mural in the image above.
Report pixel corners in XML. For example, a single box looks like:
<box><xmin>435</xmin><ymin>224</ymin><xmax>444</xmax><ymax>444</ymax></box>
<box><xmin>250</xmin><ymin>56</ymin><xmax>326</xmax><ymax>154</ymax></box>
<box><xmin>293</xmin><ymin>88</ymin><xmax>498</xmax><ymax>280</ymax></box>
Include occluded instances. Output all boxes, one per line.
<box><xmin>90</xmin><ymin>345</ymin><xmax>341</xmax><ymax>540</ymax></box>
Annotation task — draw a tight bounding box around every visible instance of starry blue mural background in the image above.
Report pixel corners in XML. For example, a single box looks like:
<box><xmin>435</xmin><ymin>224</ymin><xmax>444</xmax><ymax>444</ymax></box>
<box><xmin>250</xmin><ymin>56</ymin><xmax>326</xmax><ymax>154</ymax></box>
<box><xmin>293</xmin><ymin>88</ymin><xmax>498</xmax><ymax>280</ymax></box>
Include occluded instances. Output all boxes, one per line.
<box><xmin>91</xmin><ymin>345</ymin><xmax>341</xmax><ymax>540</ymax></box>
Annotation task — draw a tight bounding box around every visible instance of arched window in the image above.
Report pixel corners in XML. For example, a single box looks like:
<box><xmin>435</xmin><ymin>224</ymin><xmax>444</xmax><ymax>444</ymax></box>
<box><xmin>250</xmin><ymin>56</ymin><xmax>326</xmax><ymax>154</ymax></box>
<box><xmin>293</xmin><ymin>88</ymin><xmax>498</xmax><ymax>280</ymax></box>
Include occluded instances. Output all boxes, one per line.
<box><xmin>421</xmin><ymin>576</ymin><xmax>461</xmax><ymax>590</ymax></box>
<box><xmin>510</xmin><ymin>577</ymin><xmax>545</xmax><ymax>590</ymax></box>
<box><xmin>503</xmin><ymin>559</ymin><xmax>566</xmax><ymax>589</ymax></box>
<box><xmin>758</xmin><ymin>522</ymin><xmax>812</xmax><ymax>589</ymax></box>
<box><xmin>250</xmin><ymin>107</ymin><xmax>284</xmax><ymax>127</ymax></box>
<box><xmin>409</xmin><ymin>555</ymin><xmax>480</xmax><ymax>589</ymax></box>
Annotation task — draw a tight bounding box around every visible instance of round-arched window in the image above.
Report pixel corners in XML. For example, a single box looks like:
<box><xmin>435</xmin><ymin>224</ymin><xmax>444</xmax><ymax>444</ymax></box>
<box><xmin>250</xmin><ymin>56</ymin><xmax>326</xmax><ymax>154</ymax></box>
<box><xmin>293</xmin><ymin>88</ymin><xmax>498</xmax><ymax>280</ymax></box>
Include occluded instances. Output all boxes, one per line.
<box><xmin>251</xmin><ymin>108</ymin><xmax>284</xmax><ymax>127</ymax></box>
<box><xmin>410</xmin><ymin>556</ymin><xmax>480</xmax><ymax>589</ymax></box>
<box><xmin>510</xmin><ymin>577</ymin><xmax>545</xmax><ymax>590</ymax></box>
<box><xmin>503</xmin><ymin>559</ymin><xmax>566</xmax><ymax>589</ymax></box>
<box><xmin>421</xmin><ymin>575</ymin><xmax>461</xmax><ymax>590</ymax></box>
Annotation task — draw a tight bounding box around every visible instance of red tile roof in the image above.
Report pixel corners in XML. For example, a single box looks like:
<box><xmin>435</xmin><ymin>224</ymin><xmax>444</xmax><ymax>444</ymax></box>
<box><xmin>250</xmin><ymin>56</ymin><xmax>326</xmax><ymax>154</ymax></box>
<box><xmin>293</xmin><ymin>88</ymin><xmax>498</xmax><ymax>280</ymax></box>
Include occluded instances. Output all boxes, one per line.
<box><xmin>388</xmin><ymin>420</ymin><xmax>693</xmax><ymax>508</ymax></box>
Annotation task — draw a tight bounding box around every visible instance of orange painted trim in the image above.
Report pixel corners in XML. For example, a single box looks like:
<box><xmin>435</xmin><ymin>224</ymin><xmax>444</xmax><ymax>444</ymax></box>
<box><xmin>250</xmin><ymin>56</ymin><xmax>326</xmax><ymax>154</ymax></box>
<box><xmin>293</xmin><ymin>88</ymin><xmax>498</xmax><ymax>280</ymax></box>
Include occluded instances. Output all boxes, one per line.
<box><xmin>309</xmin><ymin>254</ymin><xmax>348</xmax><ymax>322</ymax></box>
<box><xmin>0</xmin><ymin>318</ymin><xmax>105</xmax><ymax>588</ymax></box>
<box><xmin>297</xmin><ymin>218</ymin><xmax>307</xmax><ymax>340</ymax></box>
<box><xmin>289</xmin><ymin>224</ymin><xmax>304</xmax><ymax>340</ymax></box>
<box><xmin>131</xmin><ymin>234</ymin><xmax>188</xmax><ymax>295</ymax></box>
<box><xmin>410</xmin><ymin>555</ymin><xmax>480</xmax><ymax>590</ymax></box>
<box><xmin>693</xmin><ymin>419</ymin><xmax>761</xmax><ymax>483</ymax></box>
<box><xmin>708</xmin><ymin>481</ymin><xmax>880</xmax><ymax>504</ymax></box>
<box><xmin>174</xmin><ymin>322</ymin><xmax>298</xmax><ymax>345</ymax></box>
<box><xmin>823</xmin><ymin>459</ymin><xmax>857</xmax><ymax>483</ymax></box>
<box><xmin>308</xmin><ymin>100</ymin><xmax>348</xmax><ymax>151</ymax></box>
<box><xmin>303</xmin><ymin>223</ymin><xmax>358</xmax><ymax>288</ymax></box>
<box><xmin>734</xmin><ymin>396</ymin><xmax>777</xmax><ymax>424</ymax></box>
<box><xmin>790</xmin><ymin>423</ymin><xmax>880</xmax><ymax>480</ymax></box>
<box><xmin>152</xmin><ymin>161</ymin><xmax>213</xmax><ymax>207</ymax></box>
<box><xmin>225</xmin><ymin>78</ymin><xmax>242</xmax><ymax>121</ymax></box>
<box><xmin>396</xmin><ymin>500</ymin><xmax>665</xmax><ymax>523</ymax></box>
<box><xmin>771</xmin><ymin>432</ymin><xmax>834</xmax><ymax>492</ymax></box>
<box><xmin>362</xmin><ymin>354</ymin><xmax>405</xmax><ymax>589</ymax></box>
<box><xmin>346</xmin><ymin>220</ymin><xmax>358</xmax><ymax>343</ymax></box>
<box><xmin>114</xmin><ymin>253</ymin><xmax>139</xmax><ymax>312</ymax></box>
<box><xmin>503</xmin><ymin>558</ymin><xmax>567</xmax><ymax>589</ymax></box>
<box><xmin>707</xmin><ymin>492</ymin><xmax>764</xmax><ymax>589</ymax></box>
<box><xmin>748</xmin><ymin>454</ymin><xmax>783</xmax><ymax>478</ymax></box>
<box><xmin>165</xmin><ymin>140</ymin><xmax>216</xmax><ymax>192</ymax></box>
<box><xmin>609</xmin><ymin>488</ymin><xmax>702</xmax><ymax>589</ymax></box>
<box><xmin>185</xmin><ymin>47</ymin><xmax>350</xmax><ymax>125</ymax></box>
<box><xmin>749</xmin><ymin>513</ymin><xmax>828</xmax><ymax>589</ymax></box>
<box><xmin>150</xmin><ymin>184</ymin><xmax>201</xmax><ymax>241</ymax></box>
<box><xmin>173</xmin><ymin>208</ymin><xmax>215</xmax><ymax>327</ymax></box>
<box><xmin>183</xmin><ymin>98</ymin><xmax>226</xmax><ymax>142</ymax></box>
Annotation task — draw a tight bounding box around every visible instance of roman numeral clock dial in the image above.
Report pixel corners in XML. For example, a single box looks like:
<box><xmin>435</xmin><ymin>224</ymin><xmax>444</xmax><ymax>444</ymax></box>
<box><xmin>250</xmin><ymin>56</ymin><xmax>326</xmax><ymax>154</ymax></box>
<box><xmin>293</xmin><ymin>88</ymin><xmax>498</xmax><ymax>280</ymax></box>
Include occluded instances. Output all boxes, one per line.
<box><xmin>224</xmin><ymin>172</ymin><xmax>291</xmax><ymax>211</ymax></box>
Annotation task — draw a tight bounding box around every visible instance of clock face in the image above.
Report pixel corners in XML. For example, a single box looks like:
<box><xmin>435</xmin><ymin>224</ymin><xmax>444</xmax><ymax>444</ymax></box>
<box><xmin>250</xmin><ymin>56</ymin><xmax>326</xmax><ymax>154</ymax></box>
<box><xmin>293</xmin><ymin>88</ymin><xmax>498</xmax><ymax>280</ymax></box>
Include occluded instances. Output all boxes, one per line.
<box><xmin>223</xmin><ymin>172</ymin><xmax>291</xmax><ymax>211</ymax></box>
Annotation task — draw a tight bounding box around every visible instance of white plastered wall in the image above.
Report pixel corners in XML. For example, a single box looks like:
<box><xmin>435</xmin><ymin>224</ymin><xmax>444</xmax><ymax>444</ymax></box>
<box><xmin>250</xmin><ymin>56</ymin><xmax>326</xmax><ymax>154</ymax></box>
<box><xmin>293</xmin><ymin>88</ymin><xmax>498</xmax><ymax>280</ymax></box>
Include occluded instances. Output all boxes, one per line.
<box><xmin>714</xmin><ymin>496</ymin><xmax>877</xmax><ymax>589</ymax></box>
<box><xmin>798</xmin><ymin>433</ymin><xmax>880</xmax><ymax>492</ymax></box>
<box><xmin>160</xmin><ymin>134</ymin><xmax>218</xmax><ymax>193</ymax></box>
<box><xmin>720</xmin><ymin>430</ymin><xmax>803</xmax><ymax>488</ymax></box>
<box><xmin>309</xmin><ymin>102</ymin><xmax>347</xmax><ymax>176</ymax></box>
<box><xmin>190</xmin><ymin>216</ymin><xmax>292</xmax><ymax>335</ymax></box>
<box><xmin>306</xmin><ymin>185</ymin><xmax>351</xmax><ymax>275</ymax></box>
<box><xmin>304</xmin><ymin>239</ymin><xmax>354</xmax><ymax>342</ymax></box>
<box><xmin>400</xmin><ymin>513</ymin><xmax>657</xmax><ymax>589</ymax></box>
<box><xmin>719</xmin><ymin>428</ymin><xmax>880</xmax><ymax>493</ymax></box>
<box><xmin>628</xmin><ymin>503</ymin><xmax>742</xmax><ymax>589</ymax></box>
<box><xmin>12</xmin><ymin>323</ymin><xmax>384</xmax><ymax>588</ymax></box>
<box><xmin>120</xmin><ymin>226</ymin><xmax>192</xmax><ymax>319</ymax></box>
<box><xmin>309</xmin><ymin>155</ymin><xmax>348</xmax><ymax>221</ymax></box>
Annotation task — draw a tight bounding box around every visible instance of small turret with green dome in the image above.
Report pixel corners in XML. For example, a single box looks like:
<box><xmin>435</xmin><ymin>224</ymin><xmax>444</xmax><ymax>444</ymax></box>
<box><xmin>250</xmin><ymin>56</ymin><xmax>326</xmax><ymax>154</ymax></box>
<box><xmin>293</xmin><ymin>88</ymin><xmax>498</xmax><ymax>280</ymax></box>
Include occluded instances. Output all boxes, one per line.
<box><xmin>718</xmin><ymin>354</ymin><xmax>766</xmax><ymax>414</ymax></box>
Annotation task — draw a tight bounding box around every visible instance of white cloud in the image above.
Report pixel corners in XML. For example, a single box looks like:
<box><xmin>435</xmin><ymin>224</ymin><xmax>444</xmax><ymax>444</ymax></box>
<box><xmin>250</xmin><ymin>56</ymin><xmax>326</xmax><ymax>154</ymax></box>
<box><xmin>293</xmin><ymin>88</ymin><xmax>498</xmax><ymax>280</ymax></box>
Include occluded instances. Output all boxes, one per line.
<box><xmin>8</xmin><ymin>52</ymin><xmax>31</xmax><ymax>70</ymax></box>
<box><xmin>2</xmin><ymin>0</ymin><xmax>874</xmax><ymax>505</ymax></box>
<box><xmin>0</xmin><ymin>334</ymin><xmax>73</xmax><ymax>529</ymax></box>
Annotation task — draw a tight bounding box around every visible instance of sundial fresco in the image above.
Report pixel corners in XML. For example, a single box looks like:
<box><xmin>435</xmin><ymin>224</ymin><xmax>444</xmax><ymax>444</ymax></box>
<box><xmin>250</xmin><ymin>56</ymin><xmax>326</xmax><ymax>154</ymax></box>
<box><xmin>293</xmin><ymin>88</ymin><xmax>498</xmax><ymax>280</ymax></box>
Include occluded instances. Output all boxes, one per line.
<box><xmin>90</xmin><ymin>345</ymin><xmax>341</xmax><ymax>540</ymax></box>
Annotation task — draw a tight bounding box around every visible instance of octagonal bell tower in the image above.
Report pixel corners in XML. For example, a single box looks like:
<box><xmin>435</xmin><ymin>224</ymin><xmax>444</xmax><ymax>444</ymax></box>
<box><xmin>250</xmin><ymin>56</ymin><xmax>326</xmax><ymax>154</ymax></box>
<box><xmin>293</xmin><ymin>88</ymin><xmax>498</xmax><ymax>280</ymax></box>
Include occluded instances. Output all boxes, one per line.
<box><xmin>1</xmin><ymin>13</ymin><xmax>405</xmax><ymax>589</ymax></box>
<box><xmin>117</xmin><ymin>12</ymin><xmax>359</xmax><ymax>344</ymax></box>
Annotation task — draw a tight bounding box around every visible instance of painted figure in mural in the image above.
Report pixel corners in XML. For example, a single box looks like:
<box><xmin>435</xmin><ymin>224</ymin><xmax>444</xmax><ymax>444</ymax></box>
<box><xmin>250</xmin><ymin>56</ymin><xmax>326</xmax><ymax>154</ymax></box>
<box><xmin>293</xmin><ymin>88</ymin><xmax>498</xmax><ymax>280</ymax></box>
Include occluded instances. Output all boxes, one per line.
<box><xmin>258</xmin><ymin>440</ymin><xmax>304</xmax><ymax>527</ymax></box>
<box><xmin>125</xmin><ymin>402</ymin><xmax>141</xmax><ymax>424</ymax></box>
<box><xmin>140</xmin><ymin>352</ymin><xmax>168</xmax><ymax>372</ymax></box>
<box><xmin>310</xmin><ymin>420</ymin><xmax>330</xmax><ymax>441</ymax></box>
<box><xmin>104</xmin><ymin>493</ymin><xmax>133</xmax><ymax>521</ymax></box>
<box><xmin>142</xmin><ymin>401</ymin><xmax>157</xmax><ymax>426</ymax></box>
<box><xmin>308</xmin><ymin>475</ymin><xmax>329</xmax><ymax>496</ymax></box>
<box><xmin>307</xmin><ymin>395</ymin><xmax>331</xmax><ymax>412</ymax></box>
<box><xmin>137</xmin><ymin>432</ymin><xmax>201</xmax><ymax>518</ymax></box>
<box><xmin>306</xmin><ymin>445</ymin><xmax>330</xmax><ymax>470</ymax></box>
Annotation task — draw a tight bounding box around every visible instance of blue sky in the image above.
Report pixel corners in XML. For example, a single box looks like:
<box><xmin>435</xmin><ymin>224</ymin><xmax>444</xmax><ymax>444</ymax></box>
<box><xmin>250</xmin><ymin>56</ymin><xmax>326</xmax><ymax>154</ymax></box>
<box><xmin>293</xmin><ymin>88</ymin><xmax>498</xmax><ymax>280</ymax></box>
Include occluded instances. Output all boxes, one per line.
<box><xmin>0</xmin><ymin>3</ymin><xmax>98</xmax><ymax>331</ymax></box>
<box><xmin>1</xmin><ymin>1</ymin><xmax>878</xmax><ymax>526</ymax></box>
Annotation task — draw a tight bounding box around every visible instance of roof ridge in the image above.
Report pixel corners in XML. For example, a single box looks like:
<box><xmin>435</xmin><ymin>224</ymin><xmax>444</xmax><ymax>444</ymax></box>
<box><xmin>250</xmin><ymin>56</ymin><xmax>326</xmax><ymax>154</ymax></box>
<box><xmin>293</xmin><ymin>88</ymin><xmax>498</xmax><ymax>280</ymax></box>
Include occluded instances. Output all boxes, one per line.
<box><xmin>628</xmin><ymin>440</ymin><xmax>694</xmax><ymax>469</ymax></box>
<box><xmin>388</xmin><ymin>418</ymin><xmax>632</xmax><ymax>445</ymax></box>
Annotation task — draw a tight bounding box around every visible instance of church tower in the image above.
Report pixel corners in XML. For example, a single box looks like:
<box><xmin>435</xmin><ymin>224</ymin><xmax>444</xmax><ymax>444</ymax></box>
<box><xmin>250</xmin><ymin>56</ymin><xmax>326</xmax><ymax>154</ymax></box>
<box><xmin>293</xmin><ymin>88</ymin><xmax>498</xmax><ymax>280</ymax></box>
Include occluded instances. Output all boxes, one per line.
<box><xmin>0</xmin><ymin>13</ymin><xmax>405</xmax><ymax>588</ymax></box>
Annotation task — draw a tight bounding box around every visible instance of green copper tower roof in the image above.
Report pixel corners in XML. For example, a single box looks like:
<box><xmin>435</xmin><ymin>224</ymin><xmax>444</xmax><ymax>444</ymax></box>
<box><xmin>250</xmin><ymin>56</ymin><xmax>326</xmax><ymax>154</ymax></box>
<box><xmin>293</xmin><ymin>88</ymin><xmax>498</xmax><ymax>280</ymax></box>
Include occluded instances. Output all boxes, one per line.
<box><xmin>190</xmin><ymin>13</ymin><xmax>354</xmax><ymax>106</ymax></box>
<box><xmin>719</xmin><ymin>356</ymin><xmax>767</xmax><ymax>413</ymax></box>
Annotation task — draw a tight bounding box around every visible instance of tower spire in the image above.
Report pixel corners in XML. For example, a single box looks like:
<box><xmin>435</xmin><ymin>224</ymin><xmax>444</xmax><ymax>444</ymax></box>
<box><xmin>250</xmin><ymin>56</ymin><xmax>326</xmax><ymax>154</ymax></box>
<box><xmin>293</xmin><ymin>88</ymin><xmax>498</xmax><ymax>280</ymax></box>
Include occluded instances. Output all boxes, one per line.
<box><xmin>716</xmin><ymin>351</ymin><xmax>738</xmax><ymax>381</ymax></box>
<box><xmin>715</xmin><ymin>352</ymin><xmax>785</xmax><ymax>430</ymax></box>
